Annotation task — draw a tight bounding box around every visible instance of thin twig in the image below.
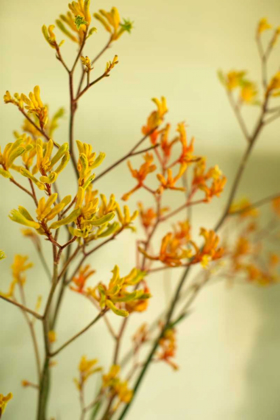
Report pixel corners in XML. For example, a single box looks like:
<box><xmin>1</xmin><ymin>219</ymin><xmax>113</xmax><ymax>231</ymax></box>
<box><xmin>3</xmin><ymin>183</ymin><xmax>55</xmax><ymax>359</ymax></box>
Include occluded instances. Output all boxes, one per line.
<box><xmin>50</xmin><ymin>311</ymin><xmax>106</xmax><ymax>357</ymax></box>
<box><xmin>0</xmin><ymin>295</ymin><xmax>42</xmax><ymax>319</ymax></box>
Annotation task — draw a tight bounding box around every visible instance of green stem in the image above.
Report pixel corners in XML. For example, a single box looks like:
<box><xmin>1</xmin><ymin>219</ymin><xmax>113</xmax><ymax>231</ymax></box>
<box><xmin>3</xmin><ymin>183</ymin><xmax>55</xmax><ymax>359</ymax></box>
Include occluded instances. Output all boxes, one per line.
<box><xmin>36</xmin><ymin>357</ymin><xmax>50</xmax><ymax>420</ymax></box>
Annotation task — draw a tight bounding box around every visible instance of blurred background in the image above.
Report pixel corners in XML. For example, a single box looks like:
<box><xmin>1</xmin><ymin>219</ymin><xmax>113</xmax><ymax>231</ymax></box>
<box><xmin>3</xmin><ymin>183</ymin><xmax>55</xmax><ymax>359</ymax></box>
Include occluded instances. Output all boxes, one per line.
<box><xmin>0</xmin><ymin>0</ymin><xmax>280</xmax><ymax>419</ymax></box>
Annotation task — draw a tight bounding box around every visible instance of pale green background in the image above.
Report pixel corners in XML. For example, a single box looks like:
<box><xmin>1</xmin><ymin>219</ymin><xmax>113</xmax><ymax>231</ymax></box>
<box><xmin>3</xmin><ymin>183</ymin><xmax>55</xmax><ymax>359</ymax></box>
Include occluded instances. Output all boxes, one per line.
<box><xmin>0</xmin><ymin>0</ymin><xmax>280</xmax><ymax>419</ymax></box>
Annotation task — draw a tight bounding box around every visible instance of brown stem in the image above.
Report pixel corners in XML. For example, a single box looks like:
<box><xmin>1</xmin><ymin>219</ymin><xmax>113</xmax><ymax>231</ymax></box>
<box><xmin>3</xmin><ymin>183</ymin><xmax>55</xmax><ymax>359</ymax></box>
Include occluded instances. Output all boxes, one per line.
<box><xmin>227</xmin><ymin>92</ymin><xmax>250</xmax><ymax>142</ymax></box>
<box><xmin>21</xmin><ymin>308</ymin><xmax>41</xmax><ymax>383</ymax></box>
<box><xmin>76</xmin><ymin>39</ymin><xmax>111</xmax><ymax>97</ymax></box>
<box><xmin>19</xmin><ymin>109</ymin><xmax>52</xmax><ymax>143</ymax></box>
<box><xmin>113</xmin><ymin>318</ymin><xmax>129</xmax><ymax>365</ymax></box>
<box><xmin>92</xmin><ymin>130</ymin><xmax>157</xmax><ymax>186</ymax></box>
<box><xmin>50</xmin><ymin>311</ymin><xmax>105</xmax><ymax>357</ymax></box>
<box><xmin>160</xmin><ymin>199</ymin><xmax>204</xmax><ymax>222</ymax></box>
<box><xmin>10</xmin><ymin>178</ymin><xmax>34</xmax><ymax>198</ymax></box>
<box><xmin>0</xmin><ymin>295</ymin><xmax>42</xmax><ymax>319</ymax></box>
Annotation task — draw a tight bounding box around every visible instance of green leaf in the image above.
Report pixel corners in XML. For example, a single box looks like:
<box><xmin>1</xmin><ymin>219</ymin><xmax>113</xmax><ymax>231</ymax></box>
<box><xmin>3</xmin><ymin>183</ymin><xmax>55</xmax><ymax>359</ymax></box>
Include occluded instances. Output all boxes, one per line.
<box><xmin>106</xmin><ymin>299</ymin><xmax>129</xmax><ymax>317</ymax></box>
<box><xmin>88</xmin><ymin>212</ymin><xmax>115</xmax><ymax>227</ymax></box>
<box><xmin>49</xmin><ymin>208</ymin><xmax>81</xmax><ymax>229</ymax></box>
<box><xmin>97</xmin><ymin>222</ymin><xmax>120</xmax><ymax>238</ymax></box>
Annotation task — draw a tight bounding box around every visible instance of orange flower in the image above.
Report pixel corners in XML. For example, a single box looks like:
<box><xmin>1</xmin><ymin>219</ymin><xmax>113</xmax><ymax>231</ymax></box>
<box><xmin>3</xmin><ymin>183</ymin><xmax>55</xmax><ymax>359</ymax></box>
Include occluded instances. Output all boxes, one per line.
<box><xmin>272</xmin><ymin>197</ymin><xmax>280</xmax><ymax>216</ymax></box>
<box><xmin>172</xmin><ymin>220</ymin><xmax>191</xmax><ymax>245</ymax></box>
<box><xmin>157</xmin><ymin>327</ymin><xmax>178</xmax><ymax>370</ymax></box>
<box><xmin>71</xmin><ymin>265</ymin><xmax>95</xmax><ymax>293</ymax></box>
<box><xmin>140</xmin><ymin>231</ymin><xmax>192</xmax><ymax>267</ymax></box>
<box><xmin>125</xmin><ymin>285</ymin><xmax>150</xmax><ymax>313</ymax></box>
<box><xmin>192</xmin><ymin>159</ymin><xmax>226</xmax><ymax>201</ymax></box>
<box><xmin>233</xmin><ymin>237</ymin><xmax>250</xmax><ymax>259</ymax></box>
<box><xmin>176</xmin><ymin>122</ymin><xmax>197</xmax><ymax>166</ymax></box>
<box><xmin>122</xmin><ymin>153</ymin><xmax>156</xmax><ymax>201</ymax></box>
<box><xmin>137</xmin><ymin>202</ymin><xmax>169</xmax><ymax>230</ymax></box>
<box><xmin>191</xmin><ymin>228</ymin><xmax>224</xmax><ymax>268</ymax></box>
<box><xmin>157</xmin><ymin>166</ymin><xmax>186</xmax><ymax>194</ymax></box>
<box><xmin>160</xmin><ymin>123</ymin><xmax>177</xmax><ymax>162</ymax></box>
<box><xmin>138</xmin><ymin>202</ymin><xmax>157</xmax><ymax>230</ymax></box>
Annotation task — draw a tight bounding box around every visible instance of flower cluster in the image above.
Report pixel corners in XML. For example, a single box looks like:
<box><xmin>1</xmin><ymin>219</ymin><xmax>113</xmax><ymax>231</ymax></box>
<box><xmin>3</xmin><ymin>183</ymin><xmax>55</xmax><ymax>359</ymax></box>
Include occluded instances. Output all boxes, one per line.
<box><xmin>0</xmin><ymin>135</ymin><xmax>69</xmax><ymax>193</ymax></box>
<box><xmin>218</xmin><ymin>70</ymin><xmax>258</xmax><ymax>105</ymax></box>
<box><xmin>225</xmin><ymin>199</ymin><xmax>280</xmax><ymax>286</ymax></box>
<box><xmin>157</xmin><ymin>327</ymin><xmax>178</xmax><ymax>370</ymax></box>
<box><xmin>4</xmin><ymin>86</ymin><xmax>48</xmax><ymax>129</ymax></box>
<box><xmin>71</xmin><ymin>265</ymin><xmax>95</xmax><ymax>293</ymax></box>
<box><xmin>87</xmin><ymin>266</ymin><xmax>150</xmax><ymax>317</ymax></box>
<box><xmin>51</xmin><ymin>0</ymin><xmax>93</xmax><ymax>46</ymax></box>
<box><xmin>74</xmin><ymin>356</ymin><xmax>102</xmax><ymax>391</ymax></box>
<box><xmin>124</xmin><ymin>107</ymin><xmax>226</xmax><ymax>203</ymax></box>
<box><xmin>0</xmin><ymin>255</ymin><xmax>33</xmax><ymax>299</ymax></box>
<box><xmin>94</xmin><ymin>7</ymin><xmax>133</xmax><ymax>41</ymax></box>
<box><xmin>140</xmin><ymin>222</ymin><xmax>224</xmax><ymax>269</ymax></box>
<box><xmin>102</xmin><ymin>365</ymin><xmax>133</xmax><ymax>406</ymax></box>
<box><xmin>0</xmin><ymin>393</ymin><xmax>13</xmax><ymax>417</ymax></box>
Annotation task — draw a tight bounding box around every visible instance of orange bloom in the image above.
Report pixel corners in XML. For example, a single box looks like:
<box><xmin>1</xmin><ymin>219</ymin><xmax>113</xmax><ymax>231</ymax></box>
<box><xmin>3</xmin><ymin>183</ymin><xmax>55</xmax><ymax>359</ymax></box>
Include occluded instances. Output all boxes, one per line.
<box><xmin>191</xmin><ymin>228</ymin><xmax>224</xmax><ymax>268</ymax></box>
<box><xmin>71</xmin><ymin>265</ymin><xmax>95</xmax><ymax>293</ymax></box>
<box><xmin>157</xmin><ymin>166</ymin><xmax>186</xmax><ymax>194</ymax></box>
<box><xmin>157</xmin><ymin>327</ymin><xmax>178</xmax><ymax>370</ymax></box>
<box><xmin>192</xmin><ymin>159</ymin><xmax>226</xmax><ymax>201</ymax></box>
<box><xmin>140</xmin><ymin>231</ymin><xmax>192</xmax><ymax>267</ymax></box>
<box><xmin>137</xmin><ymin>202</ymin><xmax>169</xmax><ymax>230</ymax></box>
<box><xmin>138</xmin><ymin>202</ymin><xmax>157</xmax><ymax>230</ymax></box>
<box><xmin>176</xmin><ymin>122</ymin><xmax>197</xmax><ymax>166</ymax></box>
<box><xmin>272</xmin><ymin>197</ymin><xmax>280</xmax><ymax>216</ymax></box>
<box><xmin>160</xmin><ymin>123</ymin><xmax>177</xmax><ymax>162</ymax></box>
<box><xmin>122</xmin><ymin>153</ymin><xmax>156</xmax><ymax>201</ymax></box>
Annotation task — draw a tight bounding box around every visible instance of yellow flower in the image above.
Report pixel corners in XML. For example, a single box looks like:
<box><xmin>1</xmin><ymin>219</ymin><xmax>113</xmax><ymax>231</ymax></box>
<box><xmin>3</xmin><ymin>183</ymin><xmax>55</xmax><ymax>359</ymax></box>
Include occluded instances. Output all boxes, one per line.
<box><xmin>69</xmin><ymin>187</ymin><xmax>116</xmax><ymax>239</ymax></box>
<box><xmin>9</xmin><ymin>193</ymin><xmax>81</xmax><ymax>234</ymax></box>
<box><xmin>0</xmin><ymin>393</ymin><xmax>13</xmax><ymax>417</ymax></box>
<box><xmin>219</xmin><ymin>70</ymin><xmax>246</xmax><ymax>91</ymax></box>
<box><xmin>267</xmin><ymin>71</ymin><xmax>280</xmax><ymax>97</ymax></box>
<box><xmin>76</xmin><ymin>140</ymin><xmax>105</xmax><ymax>187</ymax></box>
<box><xmin>12</xmin><ymin>255</ymin><xmax>33</xmax><ymax>285</ymax></box>
<box><xmin>102</xmin><ymin>364</ymin><xmax>120</xmax><ymax>388</ymax></box>
<box><xmin>94</xmin><ymin>7</ymin><xmax>133</xmax><ymax>41</ymax></box>
<box><xmin>87</xmin><ymin>265</ymin><xmax>149</xmax><ymax>317</ymax></box>
<box><xmin>42</xmin><ymin>25</ymin><xmax>64</xmax><ymax>49</ymax></box>
<box><xmin>4</xmin><ymin>86</ymin><xmax>48</xmax><ymax>130</ymax></box>
<box><xmin>104</xmin><ymin>55</ymin><xmax>119</xmax><ymax>75</ymax></box>
<box><xmin>55</xmin><ymin>0</ymin><xmax>93</xmax><ymax>45</ymax></box>
<box><xmin>115</xmin><ymin>203</ymin><xmax>138</xmax><ymax>230</ymax></box>
<box><xmin>0</xmin><ymin>255</ymin><xmax>33</xmax><ymax>298</ymax></box>
<box><xmin>80</xmin><ymin>55</ymin><xmax>91</xmax><ymax>72</ymax></box>
<box><xmin>74</xmin><ymin>356</ymin><xmax>102</xmax><ymax>391</ymax></box>
<box><xmin>0</xmin><ymin>136</ymin><xmax>33</xmax><ymax>178</ymax></box>
<box><xmin>102</xmin><ymin>365</ymin><xmax>133</xmax><ymax>405</ymax></box>
<box><xmin>9</xmin><ymin>138</ymin><xmax>70</xmax><ymax>191</ymax></box>
<box><xmin>0</xmin><ymin>251</ymin><xmax>6</xmax><ymax>260</ymax></box>
<box><xmin>48</xmin><ymin>330</ymin><xmax>57</xmax><ymax>343</ymax></box>
<box><xmin>240</xmin><ymin>81</ymin><xmax>258</xmax><ymax>104</ymax></box>
<box><xmin>229</xmin><ymin>198</ymin><xmax>259</xmax><ymax>218</ymax></box>
<box><xmin>142</xmin><ymin>97</ymin><xmax>168</xmax><ymax>143</ymax></box>
<box><xmin>257</xmin><ymin>18</ymin><xmax>272</xmax><ymax>35</ymax></box>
